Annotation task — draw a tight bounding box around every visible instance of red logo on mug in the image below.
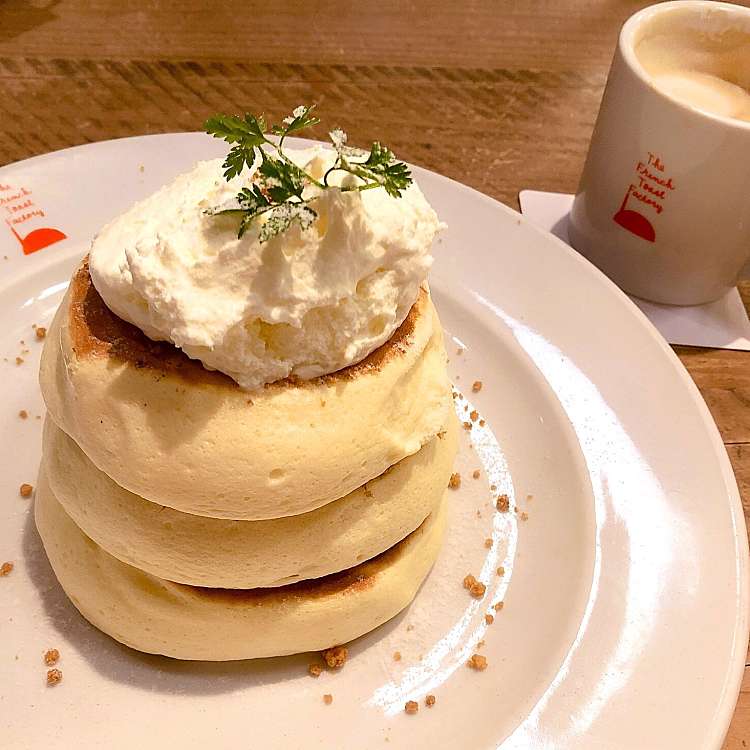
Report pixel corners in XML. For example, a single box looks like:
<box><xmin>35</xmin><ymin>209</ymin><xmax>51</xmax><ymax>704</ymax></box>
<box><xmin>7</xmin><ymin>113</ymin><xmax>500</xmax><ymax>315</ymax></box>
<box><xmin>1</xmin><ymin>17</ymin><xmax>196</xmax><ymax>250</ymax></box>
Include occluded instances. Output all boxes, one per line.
<box><xmin>613</xmin><ymin>152</ymin><xmax>675</xmax><ymax>243</ymax></box>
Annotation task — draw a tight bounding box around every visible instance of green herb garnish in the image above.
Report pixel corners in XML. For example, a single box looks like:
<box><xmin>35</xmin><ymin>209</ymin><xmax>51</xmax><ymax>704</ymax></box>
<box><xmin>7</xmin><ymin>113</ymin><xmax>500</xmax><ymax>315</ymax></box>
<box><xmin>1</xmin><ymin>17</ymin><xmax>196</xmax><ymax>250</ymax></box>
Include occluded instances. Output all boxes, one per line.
<box><xmin>204</xmin><ymin>106</ymin><xmax>412</xmax><ymax>240</ymax></box>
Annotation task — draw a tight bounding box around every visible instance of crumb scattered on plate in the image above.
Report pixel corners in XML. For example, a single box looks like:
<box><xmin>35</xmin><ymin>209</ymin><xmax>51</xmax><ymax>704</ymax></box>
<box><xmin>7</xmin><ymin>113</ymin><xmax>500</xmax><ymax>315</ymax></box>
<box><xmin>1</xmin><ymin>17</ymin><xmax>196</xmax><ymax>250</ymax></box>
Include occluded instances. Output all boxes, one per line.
<box><xmin>496</xmin><ymin>495</ymin><xmax>509</xmax><ymax>513</ymax></box>
<box><xmin>485</xmin><ymin>613</ymin><xmax>494</xmax><ymax>625</ymax></box>
<box><xmin>44</xmin><ymin>649</ymin><xmax>60</xmax><ymax>666</ymax></box>
<box><xmin>467</xmin><ymin>654</ymin><xmax>487</xmax><ymax>671</ymax></box>
<box><xmin>0</xmin><ymin>562</ymin><xmax>13</xmax><ymax>576</ymax></box>
<box><xmin>308</xmin><ymin>663</ymin><xmax>322</xmax><ymax>677</ymax></box>
<box><xmin>321</xmin><ymin>645</ymin><xmax>348</xmax><ymax>669</ymax></box>
<box><xmin>323</xmin><ymin>693</ymin><xmax>333</xmax><ymax>705</ymax></box>
<box><xmin>472</xmin><ymin>381</ymin><xmax>482</xmax><ymax>392</ymax></box>
<box><xmin>425</xmin><ymin>694</ymin><xmax>436</xmax><ymax>707</ymax></box>
<box><xmin>404</xmin><ymin>700</ymin><xmax>419</xmax><ymax>715</ymax></box>
<box><xmin>448</xmin><ymin>472</ymin><xmax>461</xmax><ymax>489</ymax></box>
<box><xmin>19</xmin><ymin>483</ymin><xmax>33</xmax><ymax>498</ymax></box>
<box><xmin>18</xmin><ymin>410</ymin><xmax>28</xmax><ymax>419</ymax></box>
<box><xmin>46</xmin><ymin>668</ymin><xmax>63</xmax><ymax>686</ymax></box>
<box><xmin>463</xmin><ymin>574</ymin><xmax>486</xmax><ymax>598</ymax></box>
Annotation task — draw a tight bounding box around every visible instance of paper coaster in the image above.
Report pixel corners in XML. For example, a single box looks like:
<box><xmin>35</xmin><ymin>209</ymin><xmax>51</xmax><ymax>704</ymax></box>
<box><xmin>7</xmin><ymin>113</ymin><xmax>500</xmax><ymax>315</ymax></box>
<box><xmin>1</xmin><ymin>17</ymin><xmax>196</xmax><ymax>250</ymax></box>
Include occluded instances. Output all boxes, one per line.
<box><xmin>519</xmin><ymin>190</ymin><xmax>750</xmax><ymax>351</ymax></box>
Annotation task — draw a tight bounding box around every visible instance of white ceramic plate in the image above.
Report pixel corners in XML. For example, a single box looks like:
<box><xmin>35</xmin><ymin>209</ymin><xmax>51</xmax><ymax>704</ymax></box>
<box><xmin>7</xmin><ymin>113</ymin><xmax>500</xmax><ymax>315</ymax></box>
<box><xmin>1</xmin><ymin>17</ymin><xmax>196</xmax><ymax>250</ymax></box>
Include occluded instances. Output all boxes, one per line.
<box><xmin>0</xmin><ymin>135</ymin><xmax>747</xmax><ymax>750</ymax></box>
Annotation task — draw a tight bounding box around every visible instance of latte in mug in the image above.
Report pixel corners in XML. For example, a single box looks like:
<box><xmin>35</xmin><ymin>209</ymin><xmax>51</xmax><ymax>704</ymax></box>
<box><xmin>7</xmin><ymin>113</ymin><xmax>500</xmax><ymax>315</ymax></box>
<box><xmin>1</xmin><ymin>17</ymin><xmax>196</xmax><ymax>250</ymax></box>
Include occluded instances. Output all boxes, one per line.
<box><xmin>636</xmin><ymin>14</ymin><xmax>750</xmax><ymax>123</ymax></box>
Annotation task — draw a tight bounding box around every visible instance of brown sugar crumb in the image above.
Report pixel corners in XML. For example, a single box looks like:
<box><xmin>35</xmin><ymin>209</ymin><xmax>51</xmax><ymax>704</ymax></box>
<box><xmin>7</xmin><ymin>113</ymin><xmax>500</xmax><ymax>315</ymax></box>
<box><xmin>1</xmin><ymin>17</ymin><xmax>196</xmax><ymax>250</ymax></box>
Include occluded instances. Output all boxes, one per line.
<box><xmin>46</xmin><ymin>668</ymin><xmax>63</xmax><ymax>686</ymax></box>
<box><xmin>15</xmin><ymin>357</ymin><xmax>23</xmax><ymax>366</ymax></box>
<box><xmin>0</xmin><ymin>562</ymin><xmax>13</xmax><ymax>576</ymax></box>
<box><xmin>456</xmin><ymin>347</ymin><xmax>464</xmax><ymax>356</ymax></box>
<box><xmin>477</xmin><ymin>639</ymin><xmax>485</xmax><ymax>649</ymax></box>
<box><xmin>406</xmin><ymin>624</ymin><xmax>414</xmax><ymax>632</ymax></box>
<box><xmin>18</xmin><ymin>410</ymin><xmax>28</xmax><ymax>419</ymax></box>
<box><xmin>404</xmin><ymin>700</ymin><xmax>419</xmax><ymax>715</ymax></box>
<box><xmin>448</xmin><ymin>472</ymin><xmax>461</xmax><ymax>489</ymax></box>
<box><xmin>308</xmin><ymin>663</ymin><xmax>322</xmax><ymax>678</ymax></box>
<box><xmin>463</xmin><ymin>404</ymin><xmax>469</xmax><ymax>412</ymax></box>
<box><xmin>476</xmin><ymin>509</ymin><xmax>482</xmax><ymax>518</ymax></box>
<box><xmin>496</xmin><ymin>494</ymin><xmax>510</xmax><ymax>513</ymax></box>
<box><xmin>425</xmin><ymin>694</ymin><xmax>436</xmax><ymax>707</ymax></box>
<box><xmin>321</xmin><ymin>645</ymin><xmax>348</xmax><ymax>669</ymax></box>
<box><xmin>493</xmin><ymin>601</ymin><xmax>505</xmax><ymax>612</ymax></box>
<box><xmin>472</xmin><ymin>380</ymin><xmax>482</xmax><ymax>392</ymax></box>
<box><xmin>19</xmin><ymin>483</ymin><xmax>33</xmax><ymax>498</ymax></box>
<box><xmin>463</xmin><ymin>574</ymin><xmax>486</xmax><ymax>599</ymax></box>
<box><xmin>484</xmin><ymin>538</ymin><xmax>493</xmax><ymax>549</ymax></box>
<box><xmin>323</xmin><ymin>693</ymin><xmax>333</xmax><ymax>705</ymax></box>
<box><xmin>35</xmin><ymin>326</ymin><xmax>47</xmax><ymax>340</ymax></box>
<box><xmin>467</xmin><ymin>654</ymin><xmax>487</xmax><ymax>671</ymax></box>
<box><xmin>462</xmin><ymin>421</ymin><xmax>472</xmax><ymax>431</ymax></box>
<box><xmin>496</xmin><ymin>566</ymin><xmax>505</xmax><ymax>577</ymax></box>
<box><xmin>485</xmin><ymin>613</ymin><xmax>495</xmax><ymax>625</ymax></box>
<box><xmin>363</xmin><ymin>486</ymin><xmax>373</xmax><ymax>498</ymax></box>
<box><xmin>436</xmin><ymin>430</ymin><xmax>446</xmax><ymax>440</ymax></box>
<box><xmin>526</xmin><ymin>494</ymin><xmax>534</xmax><ymax>502</ymax></box>
<box><xmin>490</xmin><ymin>484</ymin><xmax>497</xmax><ymax>491</ymax></box>
<box><xmin>479</xmin><ymin>419</ymin><xmax>486</xmax><ymax>427</ymax></box>
<box><xmin>44</xmin><ymin>649</ymin><xmax>60</xmax><ymax>666</ymax></box>
<box><xmin>469</xmin><ymin>410</ymin><xmax>479</xmax><ymax>422</ymax></box>
<box><xmin>392</xmin><ymin>651</ymin><xmax>401</xmax><ymax>662</ymax></box>
<box><xmin>472</xmin><ymin>469</ymin><xmax>481</xmax><ymax>479</ymax></box>
<box><xmin>519</xmin><ymin>511</ymin><xmax>529</xmax><ymax>522</ymax></box>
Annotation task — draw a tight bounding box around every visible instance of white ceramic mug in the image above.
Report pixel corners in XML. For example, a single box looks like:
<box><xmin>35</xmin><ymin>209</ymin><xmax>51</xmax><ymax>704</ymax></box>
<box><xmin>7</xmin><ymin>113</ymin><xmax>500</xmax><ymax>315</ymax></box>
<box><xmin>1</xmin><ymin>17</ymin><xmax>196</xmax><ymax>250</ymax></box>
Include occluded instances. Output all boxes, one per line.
<box><xmin>569</xmin><ymin>0</ymin><xmax>750</xmax><ymax>305</ymax></box>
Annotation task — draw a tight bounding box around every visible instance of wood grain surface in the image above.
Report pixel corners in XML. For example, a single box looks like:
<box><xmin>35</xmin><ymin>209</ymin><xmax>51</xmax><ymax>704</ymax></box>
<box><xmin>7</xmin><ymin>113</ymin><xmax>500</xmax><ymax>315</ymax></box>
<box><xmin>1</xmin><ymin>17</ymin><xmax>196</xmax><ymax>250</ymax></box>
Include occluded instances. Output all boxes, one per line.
<box><xmin>1</xmin><ymin>1</ymin><xmax>748</xmax><ymax>745</ymax></box>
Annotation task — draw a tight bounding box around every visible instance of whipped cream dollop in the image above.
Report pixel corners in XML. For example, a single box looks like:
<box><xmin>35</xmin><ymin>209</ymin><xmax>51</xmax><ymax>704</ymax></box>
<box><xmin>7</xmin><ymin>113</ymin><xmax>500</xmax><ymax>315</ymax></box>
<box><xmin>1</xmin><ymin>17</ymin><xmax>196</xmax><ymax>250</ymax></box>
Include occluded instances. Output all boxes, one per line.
<box><xmin>89</xmin><ymin>147</ymin><xmax>443</xmax><ymax>389</ymax></box>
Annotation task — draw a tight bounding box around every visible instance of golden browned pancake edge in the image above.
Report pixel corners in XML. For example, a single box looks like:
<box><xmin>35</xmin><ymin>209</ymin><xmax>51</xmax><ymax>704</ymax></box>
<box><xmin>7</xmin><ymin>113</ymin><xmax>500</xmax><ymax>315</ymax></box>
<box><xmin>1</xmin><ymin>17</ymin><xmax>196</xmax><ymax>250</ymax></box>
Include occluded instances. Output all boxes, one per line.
<box><xmin>70</xmin><ymin>257</ymin><xmax>426</xmax><ymax>390</ymax></box>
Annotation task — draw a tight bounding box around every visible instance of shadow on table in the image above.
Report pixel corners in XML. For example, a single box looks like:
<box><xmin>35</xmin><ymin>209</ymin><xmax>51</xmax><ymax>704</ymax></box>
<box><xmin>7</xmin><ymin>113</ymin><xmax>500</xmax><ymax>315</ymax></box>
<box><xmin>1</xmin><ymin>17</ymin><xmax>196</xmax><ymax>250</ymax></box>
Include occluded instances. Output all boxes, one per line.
<box><xmin>22</xmin><ymin>506</ymin><xmax>407</xmax><ymax>695</ymax></box>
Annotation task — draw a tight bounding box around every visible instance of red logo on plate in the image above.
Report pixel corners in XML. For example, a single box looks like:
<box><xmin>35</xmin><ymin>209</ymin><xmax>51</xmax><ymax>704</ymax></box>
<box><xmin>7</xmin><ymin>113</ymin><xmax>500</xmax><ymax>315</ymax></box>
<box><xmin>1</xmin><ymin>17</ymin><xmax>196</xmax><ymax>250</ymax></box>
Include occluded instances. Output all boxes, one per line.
<box><xmin>1</xmin><ymin>183</ymin><xmax>67</xmax><ymax>255</ymax></box>
<box><xmin>613</xmin><ymin>152</ymin><xmax>675</xmax><ymax>244</ymax></box>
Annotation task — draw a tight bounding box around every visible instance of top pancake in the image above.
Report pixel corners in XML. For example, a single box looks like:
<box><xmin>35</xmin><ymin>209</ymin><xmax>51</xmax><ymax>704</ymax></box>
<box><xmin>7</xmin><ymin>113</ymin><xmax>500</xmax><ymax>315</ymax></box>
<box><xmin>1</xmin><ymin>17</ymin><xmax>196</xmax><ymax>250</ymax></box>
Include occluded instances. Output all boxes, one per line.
<box><xmin>40</xmin><ymin>259</ymin><xmax>452</xmax><ymax>520</ymax></box>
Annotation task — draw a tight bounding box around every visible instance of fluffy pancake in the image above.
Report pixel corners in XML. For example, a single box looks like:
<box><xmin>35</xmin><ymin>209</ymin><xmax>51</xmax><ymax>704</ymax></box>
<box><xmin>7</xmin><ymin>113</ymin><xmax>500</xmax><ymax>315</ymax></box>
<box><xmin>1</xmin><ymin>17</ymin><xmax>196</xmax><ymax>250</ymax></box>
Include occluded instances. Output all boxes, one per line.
<box><xmin>35</xmin><ymin>474</ymin><xmax>447</xmax><ymax>661</ymax></box>
<box><xmin>39</xmin><ymin>260</ymin><xmax>451</xmax><ymax>520</ymax></box>
<box><xmin>42</xmin><ymin>414</ymin><xmax>457</xmax><ymax>588</ymax></box>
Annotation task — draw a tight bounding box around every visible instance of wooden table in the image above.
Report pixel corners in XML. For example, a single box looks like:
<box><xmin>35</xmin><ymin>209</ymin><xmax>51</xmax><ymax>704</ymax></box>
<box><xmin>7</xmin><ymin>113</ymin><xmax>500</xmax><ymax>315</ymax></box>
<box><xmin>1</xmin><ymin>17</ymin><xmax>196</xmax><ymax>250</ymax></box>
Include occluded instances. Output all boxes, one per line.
<box><xmin>1</xmin><ymin>0</ymin><xmax>748</xmax><ymax>744</ymax></box>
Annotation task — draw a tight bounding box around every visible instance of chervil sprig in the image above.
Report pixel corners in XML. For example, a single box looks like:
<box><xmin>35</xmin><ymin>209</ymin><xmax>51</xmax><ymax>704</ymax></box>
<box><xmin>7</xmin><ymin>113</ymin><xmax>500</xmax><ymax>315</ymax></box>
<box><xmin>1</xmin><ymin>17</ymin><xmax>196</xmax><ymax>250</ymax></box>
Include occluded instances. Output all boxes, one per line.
<box><xmin>204</xmin><ymin>106</ymin><xmax>412</xmax><ymax>240</ymax></box>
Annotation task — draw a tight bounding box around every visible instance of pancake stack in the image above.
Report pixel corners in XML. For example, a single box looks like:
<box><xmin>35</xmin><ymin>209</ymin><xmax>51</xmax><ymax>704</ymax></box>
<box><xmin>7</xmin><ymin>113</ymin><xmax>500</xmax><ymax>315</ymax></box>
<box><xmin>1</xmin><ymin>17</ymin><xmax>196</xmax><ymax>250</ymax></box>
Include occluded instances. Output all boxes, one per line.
<box><xmin>36</xmin><ymin>260</ymin><xmax>456</xmax><ymax>660</ymax></box>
